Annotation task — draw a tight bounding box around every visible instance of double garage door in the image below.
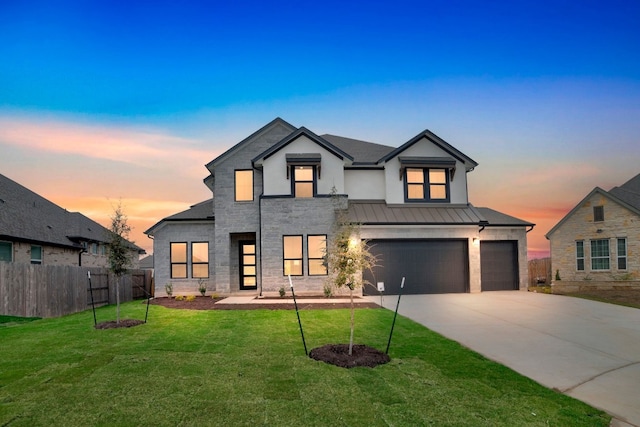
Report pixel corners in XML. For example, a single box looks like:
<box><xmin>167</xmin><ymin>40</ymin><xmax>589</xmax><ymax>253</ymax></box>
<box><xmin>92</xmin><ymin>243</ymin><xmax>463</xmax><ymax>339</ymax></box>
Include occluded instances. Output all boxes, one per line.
<box><xmin>363</xmin><ymin>239</ymin><xmax>518</xmax><ymax>295</ymax></box>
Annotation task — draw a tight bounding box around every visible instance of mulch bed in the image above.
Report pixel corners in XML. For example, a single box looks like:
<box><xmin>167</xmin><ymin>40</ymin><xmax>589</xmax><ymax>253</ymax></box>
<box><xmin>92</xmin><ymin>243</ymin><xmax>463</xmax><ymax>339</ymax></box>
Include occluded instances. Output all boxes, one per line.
<box><xmin>309</xmin><ymin>344</ymin><xmax>391</xmax><ymax>368</ymax></box>
<box><xmin>148</xmin><ymin>296</ymin><xmax>380</xmax><ymax>310</ymax></box>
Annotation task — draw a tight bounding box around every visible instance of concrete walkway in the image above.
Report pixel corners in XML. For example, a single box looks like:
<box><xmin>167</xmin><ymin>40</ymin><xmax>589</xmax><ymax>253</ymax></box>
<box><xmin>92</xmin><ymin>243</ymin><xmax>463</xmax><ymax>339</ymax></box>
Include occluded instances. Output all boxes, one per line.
<box><xmin>368</xmin><ymin>291</ymin><xmax>640</xmax><ymax>427</ymax></box>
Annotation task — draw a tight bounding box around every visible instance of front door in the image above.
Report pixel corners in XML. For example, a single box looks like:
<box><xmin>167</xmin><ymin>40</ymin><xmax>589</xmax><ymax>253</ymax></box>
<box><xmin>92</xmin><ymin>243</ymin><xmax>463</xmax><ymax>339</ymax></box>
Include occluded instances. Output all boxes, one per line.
<box><xmin>239</xmin><ymin>241</ymin><xmax>257</xmax><ymax>290</ymax></box>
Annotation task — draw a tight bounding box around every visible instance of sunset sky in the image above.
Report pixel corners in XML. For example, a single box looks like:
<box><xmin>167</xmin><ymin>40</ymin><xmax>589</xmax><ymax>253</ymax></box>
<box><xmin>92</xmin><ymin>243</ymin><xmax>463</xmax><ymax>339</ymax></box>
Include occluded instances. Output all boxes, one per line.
<box><xmin>1</xmin><ymin>1</ymin><xmax>639</xmax><ymax>259</ymax></box>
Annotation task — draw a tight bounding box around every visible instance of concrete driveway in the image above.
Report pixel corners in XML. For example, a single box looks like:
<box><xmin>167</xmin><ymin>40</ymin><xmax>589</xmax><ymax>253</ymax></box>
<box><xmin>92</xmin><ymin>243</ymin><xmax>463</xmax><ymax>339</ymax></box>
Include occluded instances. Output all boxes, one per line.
<box><xmin>369</xmin><ymin>291</ymin><xmax>640</xmax><ymax>426</ymax></box>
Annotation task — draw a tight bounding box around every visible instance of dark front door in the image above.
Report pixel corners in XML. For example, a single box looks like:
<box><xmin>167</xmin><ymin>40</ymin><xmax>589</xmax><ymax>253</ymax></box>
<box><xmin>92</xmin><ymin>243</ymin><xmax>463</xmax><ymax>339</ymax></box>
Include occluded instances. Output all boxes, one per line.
<box><xmin>239</xmin><ymin>241</ymin><xmax>257</xmax><ymax>290</ymax></box>
<box><xmin>480</xmin><ymin>241</ymin><xmax>519</xmax><ymax>291</ymax></box>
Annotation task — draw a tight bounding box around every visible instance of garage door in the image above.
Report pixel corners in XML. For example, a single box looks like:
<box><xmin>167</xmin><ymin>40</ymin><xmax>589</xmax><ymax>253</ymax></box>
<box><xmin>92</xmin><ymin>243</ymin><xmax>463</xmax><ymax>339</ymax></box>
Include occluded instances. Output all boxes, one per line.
<box><xmin>363</xmin><ymin>239</ymin><xmax>469</xmax><ymax>295</ymax></box>
<box><xmin>480</xmin><ymin>241</ymin><xmax>519</xmax><ymax>291</ymax></box>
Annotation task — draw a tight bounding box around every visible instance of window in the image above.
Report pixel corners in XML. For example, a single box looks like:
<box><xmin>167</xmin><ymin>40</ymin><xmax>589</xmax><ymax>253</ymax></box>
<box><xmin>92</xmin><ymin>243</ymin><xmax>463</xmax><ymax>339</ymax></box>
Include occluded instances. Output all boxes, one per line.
<box><xmin>235</xmin><ymin>170</ymin><xmax>253</xmax><ymax>201</ymax></box>
<box><xmin>617</xmin><ymin>238</ymin><xmax>627</xmax><ymax>270</ymax></box>
<box><xmin>405</xmin><ymin>168</ymin><xmax>449</xmax><ymax>202</ymax></box>
<box><xmin>283</xmin><ymin>235</ymin><xmax>303</xmax><ymax>276</ymax></box>
<box><xmin>593</xmin><ymin>205</ymin><xmax>604</xmax><ymax>222</ymax></box>
<box><xmin>293</xmin><ymin>166</ymin><xmax>315</xmax><ymax>198</ymax></box>
<box><xmin>170</xmin><ymin>242</ymin><xmax>188</xmax><ymax>278</ymax></box>
<box><xmin>308</xmin><ymin>235</ymin><xmax>327</xmax><ymax>275</ymax></box>
<box><xmin>91</xmin><ymin>243</ymin><xmax>98</xmax><ymax>254</ymax></box>
<box><xmin>191</xmin><ymin>242</ymin><xmax>209</xmax><ymax>278</ymax></box>
<box><xmin>590</xmin><ymin>239</ymin><xmax>610</xmax><ymax>270</ymax></box>
<box><xmin>0</xmin><ymin>241</ymin><xmax>13</xmax><ymax>262</ymax></box>
<box><xmin>576</xmin><ymin>241</ymin><xmax>585</xmax><ymax>271</ymax></box>
<box><xmin>31</xmin><ymin>245</ymin><xmax>42</xmax><ymax>265</ymax></box>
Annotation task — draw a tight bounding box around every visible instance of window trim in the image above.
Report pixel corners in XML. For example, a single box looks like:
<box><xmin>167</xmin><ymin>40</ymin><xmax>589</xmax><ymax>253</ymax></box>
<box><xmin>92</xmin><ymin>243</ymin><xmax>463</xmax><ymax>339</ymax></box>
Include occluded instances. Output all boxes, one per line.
<box><xmin>170</xmin><ymin>242</ymin><xmax>188</xmax><ymax>279</ymax></box>
<box><xmin>30</xmin><ymin>245</ymin><xmax>43</xmax><ymax>265</ymax></box>
<box><xmin>617</xmin><ymin>238</ymin><xmax>627</xmax><ymax>271</ymax></box>
<box><xmin>191</xmin><ymin>241</ymin><xmax>209</xmax><ymax>279</ymax></box>
<box><xmin>291</xmin><ymin>165</ymin><xmax>317</xmax><ymax>198</ymax></box>
<box><xmin>307</xmin><ymin>234</ymin><xmax>328</xmax><ymax>276</ymax></box>
<box><xmin>576</xmin><ymin>241</ymin><xmax>585</xmax><ymax>271</ymax></box>
<box><xmin>404</xmin><ymin>167</ymin><xmax>450</xmax><ymax>203</ymax></box>
<box><xmin>590</xmin><ymin>239</ymin><xmax>610</xmax><ymax>271</ymax></box>
<box><xmin>283</xmin><ymin>235</ymin><xmax>303</xmax><ymax>276</ymax></box>
<box><xmin>234</xmin><ymin>169</ymin><xmax>254</xmax><ymax>202</ymax></box>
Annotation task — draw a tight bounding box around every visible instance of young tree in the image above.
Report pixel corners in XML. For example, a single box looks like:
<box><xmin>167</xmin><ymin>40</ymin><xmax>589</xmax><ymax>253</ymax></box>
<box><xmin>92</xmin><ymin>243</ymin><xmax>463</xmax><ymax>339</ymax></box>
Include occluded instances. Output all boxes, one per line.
<box><xmin>325</xmin><ymin>202</ymin><xmax>378</xmax><ymax>355</ymax></box>
<box><xmin>107</xmin><ymin>201</ymin><xmax>133</xmax><ymax>324</ymax></box>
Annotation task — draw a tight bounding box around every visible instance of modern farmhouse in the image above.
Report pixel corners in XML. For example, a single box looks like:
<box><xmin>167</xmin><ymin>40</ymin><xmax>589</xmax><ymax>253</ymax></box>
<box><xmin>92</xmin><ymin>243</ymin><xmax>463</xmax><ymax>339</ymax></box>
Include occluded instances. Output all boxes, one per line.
<box><xmin>146</xmin><ymin>118</ymin><xmax>534</xmax><ymax>296</ymax></box>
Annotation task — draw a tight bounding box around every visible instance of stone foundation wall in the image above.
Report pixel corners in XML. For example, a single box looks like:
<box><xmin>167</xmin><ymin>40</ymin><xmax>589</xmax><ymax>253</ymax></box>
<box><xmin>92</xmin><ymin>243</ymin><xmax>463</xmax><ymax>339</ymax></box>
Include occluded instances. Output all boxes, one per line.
<box><xmin>551</xmin><ymin>280</ymin><xmax>640</xmax><ymax>293</ymax></box>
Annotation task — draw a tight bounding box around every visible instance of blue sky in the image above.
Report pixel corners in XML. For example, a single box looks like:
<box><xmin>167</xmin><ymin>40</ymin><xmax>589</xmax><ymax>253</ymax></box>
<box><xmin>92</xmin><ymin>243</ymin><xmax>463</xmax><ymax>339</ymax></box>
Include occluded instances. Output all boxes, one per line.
<box><xmin>1</xmin><ymin>0</ymin><xmax>639</xmax><ymax>257</ymax></box>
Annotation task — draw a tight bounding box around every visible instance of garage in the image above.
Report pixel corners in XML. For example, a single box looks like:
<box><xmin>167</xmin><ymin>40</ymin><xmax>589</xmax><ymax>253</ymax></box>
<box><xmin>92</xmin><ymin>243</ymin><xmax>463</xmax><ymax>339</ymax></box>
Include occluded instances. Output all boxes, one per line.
<box><xmin>363</xmin><ymin>239</ymin><xmax>469</xmax><ymax>295</ymax></box>
<box><xmin>480</xmin><ymin>241</ymin><xmax>519</xmax><ymax>291</ymax></box>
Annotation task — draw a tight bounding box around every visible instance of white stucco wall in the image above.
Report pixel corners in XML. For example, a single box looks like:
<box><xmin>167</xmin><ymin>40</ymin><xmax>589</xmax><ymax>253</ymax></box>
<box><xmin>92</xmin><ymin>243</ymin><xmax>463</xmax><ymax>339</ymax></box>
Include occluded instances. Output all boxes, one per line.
<box><xmin>261</xmin><ymin>135</ymin><xmax>346</xmax><ymax>196</ymax></box>
<box><xmin>344</xmin><ymin>169</ymin><xmax>386</xmax><ymax>200</ymax></box>
<box><xmin>383</xmin><ymin>137</ymin><xmax>470</xmax><ymax>205</ymax></box>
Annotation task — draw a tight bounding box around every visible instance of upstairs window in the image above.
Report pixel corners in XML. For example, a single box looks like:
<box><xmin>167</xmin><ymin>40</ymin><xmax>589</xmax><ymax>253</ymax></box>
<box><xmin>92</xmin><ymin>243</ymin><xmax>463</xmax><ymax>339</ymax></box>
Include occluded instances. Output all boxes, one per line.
<box><xmin>235</xmin><ymin>170</ymin><xmax>254</xmax><ymax>202</ymax></box>
<box><xmin>0</xmin><ymin>241</ymin><xmax>12</xmax><ymax>262</ymax></box>
<box><xmin>31</xmin><ymin>245</ymin><xmax>42</xmax><ymax>265</ymax></box>
<box><xmin>590</xmin><ymin>239</ymin><xmax>610</xmax><ymax>270</ymax></box>
<box><xmin>405</xmin><ymin>168</ymin><xmax>449</xmax><ymax>202</ymax></box>
<box><xmin>293</xmin><ymin>166</ymin><xmax>315</xmax><ymax>198</ymax></box>
<box><xmin>593</xmin><ymin>205</ymin><xmax>604</xmax><ymax>222</ymax></box>
<box><xmin>617</xmin><ymin>238</ymin><xmax>627</xmax><ymax>270</ymax></box>
<box><xmin>576</xmin><ymin>241</ymin><xmax>585</xmax><ymax>271</ymax></box>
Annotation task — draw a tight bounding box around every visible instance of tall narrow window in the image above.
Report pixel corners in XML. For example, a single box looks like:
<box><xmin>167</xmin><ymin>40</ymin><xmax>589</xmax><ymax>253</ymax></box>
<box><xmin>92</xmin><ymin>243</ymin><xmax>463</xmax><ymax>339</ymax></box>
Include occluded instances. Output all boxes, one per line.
<box><xmin>283</xmin><ymin>235</ymin><xmax>303</xmax><ymax>276</ymax></box>
<box><xmin>590</xmin><ymin>239</ymin><xmax>610</xmax><ymax>270</ymax></box>
<box><xmin>235</xmin><ymin>170</ymin><xmax>253</xmax><ymax>201</ymax></box>
<box><xmin>170</xmin><ymin>242</ymin><xmax>188</xmax><ymax>278</ymax></box>
<box><xmin>593</xmin><ymin>205</ymin><xmax>604</xmax><ymax>222</ymax></box>
<box><xmin>293</xmin><ymin>166</ymin><xmax>314</xmax><ymax>198</ymax></box>
<box><xmin>617</xmin><ymin>238</ymin><xmax>627</xmax><ymax>270</ymax></box>
<box><xmin>0</xmin><ymin>241</ymin><xmax>12</xmax><ymax>262</ymax></box>
<box><xmin>576</xmin><ymin>241</ymin><xmax>585</xmax><ymax>271</ymax></box>
<box><xmin>308</xmin><ymin>235</ymin><xmax>327</xmax><ymax>276</ymax></box>
<box><xmin>191</xmin><ymin>242</ymin><xmax>209</xmax><ymax>278</ymax></box>
<box><xmin>405</xmin><ymin>168</ymin><xmax>449</xmax><ymax>202</ymax></box>
<box><xmin>30</xmin><ymin>245</ymin><xmax>42</xmax><ymax>265</ymax></box>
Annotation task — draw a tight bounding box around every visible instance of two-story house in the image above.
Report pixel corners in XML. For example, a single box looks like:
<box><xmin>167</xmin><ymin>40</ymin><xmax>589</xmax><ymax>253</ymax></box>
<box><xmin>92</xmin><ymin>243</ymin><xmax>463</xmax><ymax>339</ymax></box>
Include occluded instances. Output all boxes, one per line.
<box><xmin>146</xmin><ymin>118</ymin><xmax>534</xmax><ymax>296</ymax></box>
<box><xmin>546</xmin><ymin>173</ymin><xmax>640</xmax><ymax>286</ymax></box>
<box><xmin>0</xmin><ymin>173</ymin><xmax>144</xmax><ymax>267</ymax></box>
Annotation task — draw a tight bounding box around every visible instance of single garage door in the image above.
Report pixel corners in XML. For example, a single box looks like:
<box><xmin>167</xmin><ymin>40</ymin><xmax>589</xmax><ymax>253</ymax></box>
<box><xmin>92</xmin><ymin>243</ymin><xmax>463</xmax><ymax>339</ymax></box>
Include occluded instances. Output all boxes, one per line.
<box><xmin>363</xmin><ymin>239</ymin><xmax>469</xmax><ymax>295</ymax></box>
<box><xmin>480</xmin><ymin>241</ymin><xmax>519</xmax><ymax>291</ymax></box>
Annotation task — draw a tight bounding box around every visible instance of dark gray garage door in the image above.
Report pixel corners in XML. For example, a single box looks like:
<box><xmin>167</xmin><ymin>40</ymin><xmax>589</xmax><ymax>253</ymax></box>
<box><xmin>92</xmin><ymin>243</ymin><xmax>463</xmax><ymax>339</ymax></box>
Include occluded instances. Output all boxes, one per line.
<box><xmin>480</xmin><ymin>241</ymin><xmax>519</xmax><ymax>291</ymax></box>
<box><xmin>363</xmin><ymin>239</ymin><xmax>469</xmax><ymax>295</ymax></box>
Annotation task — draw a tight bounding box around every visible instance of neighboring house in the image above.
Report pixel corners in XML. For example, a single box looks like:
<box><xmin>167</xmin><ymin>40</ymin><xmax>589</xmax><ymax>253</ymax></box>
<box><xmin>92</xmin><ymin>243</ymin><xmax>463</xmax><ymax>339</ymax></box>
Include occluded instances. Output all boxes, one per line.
<box><xmin>146</xmin><ymin>118</ymin><xmax>533</xmax><ymax>296</ymax></box>
<box><xmin>139</xmin><ymin>254</ymin><xmax>154</xmax><ymax>270</ymax></box>
<box><xmin>546</xmin><ymin>173</ymin><xmax>640</xmax><ymax>282</ymax></box>
<box><xmin>0</xmin><ymin>173</ymin><xmax>144</xmax><ymax>267</ymax></box>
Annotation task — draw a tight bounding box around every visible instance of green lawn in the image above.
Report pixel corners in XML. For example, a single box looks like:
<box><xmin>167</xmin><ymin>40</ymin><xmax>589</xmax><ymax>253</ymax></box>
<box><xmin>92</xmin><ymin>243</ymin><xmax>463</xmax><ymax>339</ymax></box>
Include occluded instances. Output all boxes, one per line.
<box><xmin>0</xmin><ymin>302</ymin><xmax>609</xmax><ymax>426</ymax></box>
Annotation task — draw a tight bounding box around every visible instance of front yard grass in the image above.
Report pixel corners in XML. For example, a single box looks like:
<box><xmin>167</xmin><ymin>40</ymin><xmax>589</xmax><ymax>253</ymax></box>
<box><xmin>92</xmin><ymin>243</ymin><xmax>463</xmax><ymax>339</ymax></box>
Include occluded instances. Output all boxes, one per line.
<box><xmin>0</xmin><ymin>302</ymin><xmax>609</xmax><ymax>426</ymax></box>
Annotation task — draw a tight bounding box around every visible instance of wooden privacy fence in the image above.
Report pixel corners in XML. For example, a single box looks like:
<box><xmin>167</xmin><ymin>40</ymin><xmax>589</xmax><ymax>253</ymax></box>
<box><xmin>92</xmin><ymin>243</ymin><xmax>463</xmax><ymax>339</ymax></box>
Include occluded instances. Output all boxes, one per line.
<box><xmin>528</xmin><ymin>258</ymin><xmax>552</xmax><ymax>287</ymax></box>
<box><xmin>0</xmin><ymin>263</ymin><xmax>153</xmax><ymax>318</ymax></box>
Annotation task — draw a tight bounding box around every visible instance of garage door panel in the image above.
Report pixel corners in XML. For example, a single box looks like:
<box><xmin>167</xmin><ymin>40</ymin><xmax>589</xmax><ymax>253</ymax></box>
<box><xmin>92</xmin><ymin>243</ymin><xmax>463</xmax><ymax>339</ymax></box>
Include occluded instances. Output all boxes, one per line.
<box><xmin>480</xmin><ymin>241</ymin><xmax>519</xmax><ymax>291</ymax></box>
<box><xmin>364</xmin><ymin>240</ymin><xmax>469</xmax><ymax>295</ymax></box>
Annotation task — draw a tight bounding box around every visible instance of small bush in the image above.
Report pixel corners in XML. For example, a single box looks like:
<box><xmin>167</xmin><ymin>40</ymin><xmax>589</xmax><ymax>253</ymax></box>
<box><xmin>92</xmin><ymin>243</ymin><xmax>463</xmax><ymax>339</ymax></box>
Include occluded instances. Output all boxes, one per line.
<box><xmin>198</xmin><ymin>279</ymin><xmax>207</xmax><ymax>296</ymax></box>
<box><xmin>165</xmin><ymin>282</ymin><xmax>173</xmax><ymax>297</ymax></box>
<box><xmin>211</xmin><ymin>293</ymin><xmax>220</xmax><ymax>299</ymax></box>
<box><xmin>279</xmin><ymin>287</ymin><xmax>286</xmax><ymax>298</ymax></box>
<box><xmin>323</xmin><ymin>284</ymin><xmax>334</xmax><ymax>298</ymax></box>
<box><xmin>186</xmin><ymin>295</ymin><xmax>196</xmax><ymax>302</ymax></box>
<box><xmin>175</xmin><ymin>295</ymin><xmax>185</xmax><ymax>301</ymax></box>
<box><xmin>555</xmin><ymin>269</ymin><xmax>561</xmax><ymax>281</ymax></box>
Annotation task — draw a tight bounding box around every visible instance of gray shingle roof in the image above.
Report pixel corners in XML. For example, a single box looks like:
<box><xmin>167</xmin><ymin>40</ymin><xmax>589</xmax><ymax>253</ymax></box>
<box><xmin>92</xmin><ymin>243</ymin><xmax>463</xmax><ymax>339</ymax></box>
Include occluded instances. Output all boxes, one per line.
<box><xmin>144</xmin><ymin>199</ymin><xmax>214</xmax><ymax>235</ymax></box>
<box><xmin>609</xmin><ymin>173</ymin><xmax>640</xmax><ymax>210</ymax></box>
<box><xmin>320</xmin><ymin>134</ymin><xmax>394</xmax><ymax>164</ymax></box>
<box><xmin>0</xmin><ymin>173</ymin><xmax>142</xmax><ymax>251</ymax></box>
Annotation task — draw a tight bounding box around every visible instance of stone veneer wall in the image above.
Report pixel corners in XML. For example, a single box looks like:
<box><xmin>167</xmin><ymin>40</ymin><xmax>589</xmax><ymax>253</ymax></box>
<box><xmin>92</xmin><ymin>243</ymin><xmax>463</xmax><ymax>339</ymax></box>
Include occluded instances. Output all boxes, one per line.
<box><xmin>549</xmin><ymin>192</ymin><xmax>640</xmax><ymax>282</ymax></box>
<box><xmin>260</xmin><ymin>196</ymin><xmax>345</xmax><ymax>294</ymax></box>
<box><xmin>9</xmin><ymin>241</ymin><xmax>138</xmax><ymax>268</ymax></box>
